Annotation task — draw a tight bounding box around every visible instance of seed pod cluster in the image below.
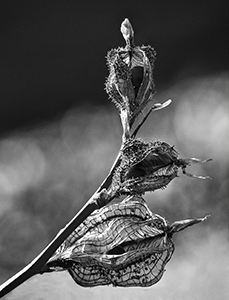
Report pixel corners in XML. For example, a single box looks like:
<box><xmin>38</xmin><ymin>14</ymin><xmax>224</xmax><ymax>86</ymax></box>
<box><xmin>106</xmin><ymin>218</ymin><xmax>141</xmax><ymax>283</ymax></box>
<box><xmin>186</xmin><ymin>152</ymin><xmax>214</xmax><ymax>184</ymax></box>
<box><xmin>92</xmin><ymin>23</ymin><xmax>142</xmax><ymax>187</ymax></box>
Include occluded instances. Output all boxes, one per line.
<box><xmin>44</xmin><ymin>19</ymin><xmax>211</xmax><ymax>289</ymax></box>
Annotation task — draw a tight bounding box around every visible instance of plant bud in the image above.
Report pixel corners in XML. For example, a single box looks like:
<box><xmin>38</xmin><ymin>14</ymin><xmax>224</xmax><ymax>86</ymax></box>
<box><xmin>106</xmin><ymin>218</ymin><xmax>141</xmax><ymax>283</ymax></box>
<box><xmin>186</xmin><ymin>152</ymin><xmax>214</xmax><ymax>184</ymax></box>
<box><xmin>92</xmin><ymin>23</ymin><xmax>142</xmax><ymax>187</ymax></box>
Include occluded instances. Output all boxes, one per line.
<box><xmin>120</xmin><ymin>18</ymin><xmax>134</xmax><ymax>48</ymax></box>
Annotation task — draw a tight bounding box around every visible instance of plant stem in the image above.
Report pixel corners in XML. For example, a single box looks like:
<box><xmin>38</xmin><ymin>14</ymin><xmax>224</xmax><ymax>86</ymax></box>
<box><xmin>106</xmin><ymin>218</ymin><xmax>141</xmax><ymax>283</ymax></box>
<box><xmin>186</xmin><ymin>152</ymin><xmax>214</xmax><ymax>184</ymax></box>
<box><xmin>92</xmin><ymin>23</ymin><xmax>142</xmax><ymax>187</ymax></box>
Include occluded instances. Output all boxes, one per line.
<box><xmin>0</xmin><ymin>151</ymin><xmax>122</xmax><ymax>298</ymax></box>
<box><xmin>0</xmin><ymin>199</ymin><xmax>97</xmax><ymax>298</ymax></box>
<box><xmin>0</xmin><ymin>77</ymin><xmax>152</xmax><ymax>298</ymax></box>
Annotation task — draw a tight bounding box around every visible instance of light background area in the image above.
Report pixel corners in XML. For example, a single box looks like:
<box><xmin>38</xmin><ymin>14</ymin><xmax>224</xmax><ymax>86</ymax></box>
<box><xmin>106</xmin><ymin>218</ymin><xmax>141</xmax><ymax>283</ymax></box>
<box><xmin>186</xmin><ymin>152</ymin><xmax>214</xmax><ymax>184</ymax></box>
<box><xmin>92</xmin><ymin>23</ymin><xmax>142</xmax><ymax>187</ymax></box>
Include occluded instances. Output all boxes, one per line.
<box><xmin>1</xmin><ymin>74</ymin><xmax>228</xmax><ymax>300</ymax></box>
<box><xmin>0</xmin><ymin>1</ymin><xmax>228</xmax><ymax>299</ymax></box>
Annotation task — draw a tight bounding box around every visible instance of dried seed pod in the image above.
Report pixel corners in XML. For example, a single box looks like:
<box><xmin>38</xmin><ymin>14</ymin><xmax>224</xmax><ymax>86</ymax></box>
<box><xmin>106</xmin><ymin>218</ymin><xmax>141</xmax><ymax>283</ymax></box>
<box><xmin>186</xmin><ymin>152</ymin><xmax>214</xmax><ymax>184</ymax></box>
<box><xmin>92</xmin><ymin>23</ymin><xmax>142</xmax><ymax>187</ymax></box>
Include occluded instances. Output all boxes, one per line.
<box><xmin>45</xmin><ymin>196</ymin><xmax>208</xmax><ymax>287</ymax></box>
<box><xmin>106</xmin><ymin>19</ymin><xmax>157</xmax><ymax>138</ymax></box>
<box><xmin>111</xmin><ymin>138</ymin><xmax>211</xmax><ymax>195</ymax></box>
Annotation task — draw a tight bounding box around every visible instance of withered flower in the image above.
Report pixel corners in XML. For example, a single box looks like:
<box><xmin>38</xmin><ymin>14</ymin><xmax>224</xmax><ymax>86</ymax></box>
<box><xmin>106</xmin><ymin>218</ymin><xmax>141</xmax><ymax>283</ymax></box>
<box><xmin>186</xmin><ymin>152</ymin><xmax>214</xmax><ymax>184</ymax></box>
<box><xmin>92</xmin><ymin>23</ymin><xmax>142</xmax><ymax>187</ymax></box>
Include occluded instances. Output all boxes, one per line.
<box><xmin>44</xmin><ymin>196</ymin><xmax>209</xmax><ymax>287</ymax></box>
<box><xmin>111</xmin><ymin>138</ymin><xmax>211</xmax><ymax>195</ymax></box>
<box><xmin>106</xmin><ymin>19</ymin><xmax>171</xmax><ymax>140</ymax></box>
<box><xmin>0</xmin><ymin>18</ymin><xmax>213</xmax><ymax>298</ymax></box>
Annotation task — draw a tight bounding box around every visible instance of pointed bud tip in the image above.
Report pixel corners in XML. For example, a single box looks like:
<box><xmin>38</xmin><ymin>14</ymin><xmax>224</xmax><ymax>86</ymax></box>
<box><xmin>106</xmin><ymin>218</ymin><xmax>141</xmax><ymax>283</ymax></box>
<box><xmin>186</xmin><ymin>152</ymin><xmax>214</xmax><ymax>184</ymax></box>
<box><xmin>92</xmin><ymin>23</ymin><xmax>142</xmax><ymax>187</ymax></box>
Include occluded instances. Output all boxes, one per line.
<box><xmin>121</xmin><ymin>18</ymin><xmax>134</xmax><ymax>45</ymax></box>
<box><xmin>203</xmin><ymin>214</ymin><xmax>211</xmax><ymax>220</ymax></box>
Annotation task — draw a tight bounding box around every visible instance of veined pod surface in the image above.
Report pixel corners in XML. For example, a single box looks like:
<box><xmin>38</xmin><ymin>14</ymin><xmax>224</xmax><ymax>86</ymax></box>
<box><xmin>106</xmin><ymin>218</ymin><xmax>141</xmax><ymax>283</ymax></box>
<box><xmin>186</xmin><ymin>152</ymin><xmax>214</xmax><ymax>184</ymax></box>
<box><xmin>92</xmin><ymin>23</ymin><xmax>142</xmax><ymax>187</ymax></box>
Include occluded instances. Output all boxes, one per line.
<box><xmin>45</xmin><ymin>195</ymin><xmax>208</xmax><ymax>287</ymax></box>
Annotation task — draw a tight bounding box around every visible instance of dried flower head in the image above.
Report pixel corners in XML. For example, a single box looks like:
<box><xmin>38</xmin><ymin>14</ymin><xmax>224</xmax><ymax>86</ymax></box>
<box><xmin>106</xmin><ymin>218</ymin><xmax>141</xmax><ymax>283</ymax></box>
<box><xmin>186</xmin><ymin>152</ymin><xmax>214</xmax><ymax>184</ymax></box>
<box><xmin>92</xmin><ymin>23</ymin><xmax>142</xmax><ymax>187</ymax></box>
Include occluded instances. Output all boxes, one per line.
<box><xmin>106</xmin><ymin>19</ymin><xmax>159</xmax><ymax>139</ymax></box>
<box><xmin>45</xmin><ymin>196</ymin><xmax>208</xmax><ymax>287</ymax></box>
<box><xmin>111</xmin><ymin>138</ymin><xmax>211</xmax><ymax>195</ymax></box>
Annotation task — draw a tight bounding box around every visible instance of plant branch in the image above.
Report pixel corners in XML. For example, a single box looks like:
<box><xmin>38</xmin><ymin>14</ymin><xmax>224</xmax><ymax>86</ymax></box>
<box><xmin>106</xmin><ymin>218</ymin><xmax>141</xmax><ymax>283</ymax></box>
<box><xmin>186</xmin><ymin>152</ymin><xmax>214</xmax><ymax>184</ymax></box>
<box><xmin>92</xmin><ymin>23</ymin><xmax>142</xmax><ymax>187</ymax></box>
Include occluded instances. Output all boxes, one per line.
<box><xmin>0</xmin><ymin>150</ymin><xmax>122</xmax><ymax>298</ymax></box>
<box><xmin>131</xmin><ymin>99</ymin><xmax>172</xmax><ymax>138</ymax></box>
<box><xmin>0</xmin><ymin>18</ymin><xmax>171</xmax><ymax>298</ymax></box>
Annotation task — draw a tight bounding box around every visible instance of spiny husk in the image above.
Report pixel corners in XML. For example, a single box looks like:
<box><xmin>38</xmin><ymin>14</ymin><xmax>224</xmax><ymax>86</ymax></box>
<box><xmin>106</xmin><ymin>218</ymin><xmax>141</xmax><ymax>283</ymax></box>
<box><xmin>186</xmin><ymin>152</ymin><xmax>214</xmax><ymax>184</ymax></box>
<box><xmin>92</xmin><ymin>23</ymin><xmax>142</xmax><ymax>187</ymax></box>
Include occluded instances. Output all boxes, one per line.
<box><xmin>105</xmin><ymin>19</ymin><xmax>156</xmax><ymax>136</ymax></box>
<box><xmin>111</xmin><ymin>138</ymin><xmax>211</xmax><ymax>195</ymax></box>
<box><xmin>111</xmin><ymin>138</ymin><xmax>179</xmax><ymax>194</ymax></box>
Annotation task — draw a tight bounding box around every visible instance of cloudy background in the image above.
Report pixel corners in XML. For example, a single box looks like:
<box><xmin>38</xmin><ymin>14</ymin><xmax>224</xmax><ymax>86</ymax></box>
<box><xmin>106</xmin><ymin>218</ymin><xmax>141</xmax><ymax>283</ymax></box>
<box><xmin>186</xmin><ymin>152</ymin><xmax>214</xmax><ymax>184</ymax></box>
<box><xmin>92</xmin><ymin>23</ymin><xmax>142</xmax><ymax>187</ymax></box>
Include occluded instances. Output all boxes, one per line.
<box><xmin>0</xmin><ymin>1</ymin><xmax>228</xmax><ymax>299</ymax></box>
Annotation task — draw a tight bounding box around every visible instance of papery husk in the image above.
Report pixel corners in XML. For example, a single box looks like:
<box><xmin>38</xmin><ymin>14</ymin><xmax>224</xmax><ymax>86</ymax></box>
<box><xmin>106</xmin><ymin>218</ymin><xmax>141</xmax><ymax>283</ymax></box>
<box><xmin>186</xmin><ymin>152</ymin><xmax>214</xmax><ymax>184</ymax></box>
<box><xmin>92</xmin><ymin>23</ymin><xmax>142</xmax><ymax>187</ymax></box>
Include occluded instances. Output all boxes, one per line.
<box><xmin>45</xmin><ymin>196</ymin><xmax>208</xmax><ymax>287</ymax></box>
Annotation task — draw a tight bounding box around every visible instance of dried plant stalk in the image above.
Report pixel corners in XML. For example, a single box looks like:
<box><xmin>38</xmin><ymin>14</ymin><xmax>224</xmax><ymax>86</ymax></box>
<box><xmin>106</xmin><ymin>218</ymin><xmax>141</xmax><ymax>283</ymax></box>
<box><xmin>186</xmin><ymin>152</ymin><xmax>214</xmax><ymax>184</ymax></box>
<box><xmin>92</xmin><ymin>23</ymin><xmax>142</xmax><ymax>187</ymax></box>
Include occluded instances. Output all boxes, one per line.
<box><xmin>0</xmin><ymin>18</ymin><xmax>211</xmax><ymax>298</ymax></box>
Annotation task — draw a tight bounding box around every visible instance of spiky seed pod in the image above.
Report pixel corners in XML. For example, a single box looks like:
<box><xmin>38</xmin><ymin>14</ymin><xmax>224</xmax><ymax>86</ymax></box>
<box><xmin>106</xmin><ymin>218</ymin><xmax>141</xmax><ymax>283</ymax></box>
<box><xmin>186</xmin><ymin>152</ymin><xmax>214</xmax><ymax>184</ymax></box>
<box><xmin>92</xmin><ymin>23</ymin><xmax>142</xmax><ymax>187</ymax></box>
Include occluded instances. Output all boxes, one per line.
<box><xmin>111</xmin><ymin>138</ymin><xmax>177</xmax><ymax>194</ymax></box>
<box><xmin>105</xmin><ymin>19</ymin><xmax>156</xmax><ymax>138</ymax></box>
<box><xmin>44</xmin><ymin>196</ymin><xmax>208</xmax><ymax>287</ymax></box>
<box><xmin>111</xmin><ymin>138</ymin><xmax>211</xmax><ymax>195</ymax></box>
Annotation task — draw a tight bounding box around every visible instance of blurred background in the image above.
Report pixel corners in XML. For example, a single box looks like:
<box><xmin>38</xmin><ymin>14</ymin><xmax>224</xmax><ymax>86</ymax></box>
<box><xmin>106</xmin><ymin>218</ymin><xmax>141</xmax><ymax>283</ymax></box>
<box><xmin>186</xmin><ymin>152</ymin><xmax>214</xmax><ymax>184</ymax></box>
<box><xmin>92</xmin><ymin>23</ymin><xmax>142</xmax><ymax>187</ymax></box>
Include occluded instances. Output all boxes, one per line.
<box><xmin>0</xmin><ymin>0</ymin><xmax>228</xmax><ymax>299</ymax></box>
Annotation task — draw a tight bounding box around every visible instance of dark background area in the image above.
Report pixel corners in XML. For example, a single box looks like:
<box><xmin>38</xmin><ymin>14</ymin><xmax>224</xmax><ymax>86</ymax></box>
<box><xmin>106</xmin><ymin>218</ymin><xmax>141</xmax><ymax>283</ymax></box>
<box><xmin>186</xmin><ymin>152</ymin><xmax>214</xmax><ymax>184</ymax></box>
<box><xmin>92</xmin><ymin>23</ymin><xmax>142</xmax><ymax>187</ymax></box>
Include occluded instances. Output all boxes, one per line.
<box><xmin>0</xmin><ymin>0</ymin><xmax>228</xmax><ymax>134</ymax></box>
<box><xmin>0</xmin><ymin>1</ymin><xmax>228</xmax><ymax>299</ymax></box>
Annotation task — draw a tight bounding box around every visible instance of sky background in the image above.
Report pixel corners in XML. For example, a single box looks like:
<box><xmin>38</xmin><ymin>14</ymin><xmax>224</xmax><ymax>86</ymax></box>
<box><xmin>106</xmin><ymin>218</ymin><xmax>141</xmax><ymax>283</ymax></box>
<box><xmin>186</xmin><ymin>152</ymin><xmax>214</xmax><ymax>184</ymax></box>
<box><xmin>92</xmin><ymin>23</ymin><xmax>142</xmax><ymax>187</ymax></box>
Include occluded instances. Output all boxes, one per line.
<box><xmin>0</xmin><ymin>1</ymin><xmax>228</xmax><ymax>299</ymax></box>
<box><xmin>0</xmin><ymin>0</ymin><xmax>228</xmax><ymax>134</ymax></box>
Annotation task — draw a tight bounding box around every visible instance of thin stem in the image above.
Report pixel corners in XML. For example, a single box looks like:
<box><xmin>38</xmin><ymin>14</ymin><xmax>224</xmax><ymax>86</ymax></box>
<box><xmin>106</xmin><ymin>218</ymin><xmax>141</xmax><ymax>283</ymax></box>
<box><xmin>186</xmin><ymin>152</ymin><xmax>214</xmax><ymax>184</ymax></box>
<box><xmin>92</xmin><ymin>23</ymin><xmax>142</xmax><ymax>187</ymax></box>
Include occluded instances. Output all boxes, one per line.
<box><xmin>0</xmin><ymin>199</ymin><xmax>97</xmax><ymax>298</ymax></box>
<box><xmin>131</xmin><ymin>99</ymin><xmax>172</xmax><ymax>138</ymax></box>
<box><xmin>97</xmin><ymin>151</ymin><xmax>122</xmax><ymax>192</ymax></box>
<box><xmin>0</xmin><ymin>151</ymin><xmax>122</xmax><ymax>298</ymax></box>
<box><xmin>131</xmin><ymin>106</ymin><xmax>154</xmax><ymax>138</ymax></box>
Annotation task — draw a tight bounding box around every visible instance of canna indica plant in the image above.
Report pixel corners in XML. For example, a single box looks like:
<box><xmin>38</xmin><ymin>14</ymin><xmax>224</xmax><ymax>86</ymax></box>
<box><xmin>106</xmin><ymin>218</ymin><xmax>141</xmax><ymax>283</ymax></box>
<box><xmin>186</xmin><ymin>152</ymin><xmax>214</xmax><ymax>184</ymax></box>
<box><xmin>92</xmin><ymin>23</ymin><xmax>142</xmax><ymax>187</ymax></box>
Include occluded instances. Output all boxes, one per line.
<box><xmin>0</xmin><ymin>19</ymin><xmax>211</xmax><ymax>297</ymax></box>
<box><xmin>42</xmin><ymin>19</ymin><xmax>211</xmax><ymax>287</ymax></box>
